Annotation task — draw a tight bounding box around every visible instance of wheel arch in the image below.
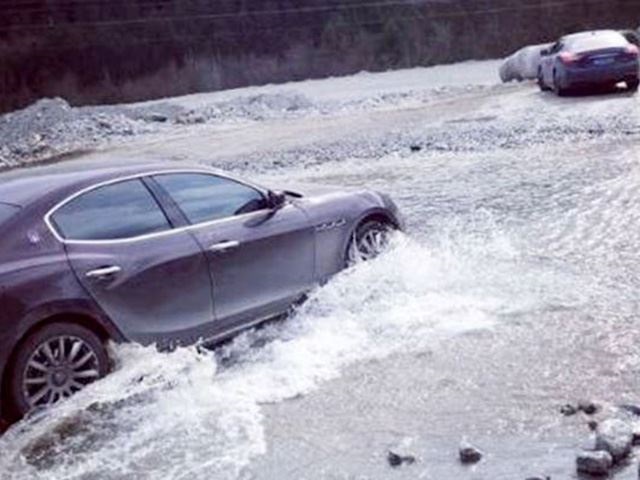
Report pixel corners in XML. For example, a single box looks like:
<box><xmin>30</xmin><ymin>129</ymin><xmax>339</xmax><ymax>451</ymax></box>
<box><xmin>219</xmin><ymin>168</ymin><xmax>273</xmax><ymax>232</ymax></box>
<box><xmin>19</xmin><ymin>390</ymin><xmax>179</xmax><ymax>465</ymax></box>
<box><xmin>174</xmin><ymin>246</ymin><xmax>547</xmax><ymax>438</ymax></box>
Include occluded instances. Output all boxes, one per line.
<box><xmin>348</xmin><ymin>209</ymin><xmax>400</xmax><ymax>241</ymax></box>
<box><xmin>341</xmin><ymin>208</ymin><xmax>400</xmax><ymax>263</ymax></box>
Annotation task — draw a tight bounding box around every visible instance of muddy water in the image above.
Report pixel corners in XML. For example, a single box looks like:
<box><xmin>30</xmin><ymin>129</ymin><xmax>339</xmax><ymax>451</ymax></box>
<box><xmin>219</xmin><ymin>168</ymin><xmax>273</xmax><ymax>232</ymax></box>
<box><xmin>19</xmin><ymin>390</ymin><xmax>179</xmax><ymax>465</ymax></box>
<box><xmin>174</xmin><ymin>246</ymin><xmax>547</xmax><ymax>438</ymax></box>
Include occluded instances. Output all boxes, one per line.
<box><xmin>1</xmin><ymin>92</ymin><xmax>640</xmax><ymax>479</ymax></box>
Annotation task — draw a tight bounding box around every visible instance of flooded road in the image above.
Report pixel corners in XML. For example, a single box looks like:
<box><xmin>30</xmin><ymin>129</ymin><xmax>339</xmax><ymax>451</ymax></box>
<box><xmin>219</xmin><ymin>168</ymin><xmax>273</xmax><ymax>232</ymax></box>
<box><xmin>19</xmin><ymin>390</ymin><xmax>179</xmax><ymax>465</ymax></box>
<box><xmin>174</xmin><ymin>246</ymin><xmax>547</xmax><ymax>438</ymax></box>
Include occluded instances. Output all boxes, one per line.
<box><xmin>1</xmin><ymin>62</ymin><xmax>640</xmax><ymax>479</ymax></box>
<box><xmin>249</xmin><ymin>139</ymin><xmax>640</xmax><ymax>480</ymax></box>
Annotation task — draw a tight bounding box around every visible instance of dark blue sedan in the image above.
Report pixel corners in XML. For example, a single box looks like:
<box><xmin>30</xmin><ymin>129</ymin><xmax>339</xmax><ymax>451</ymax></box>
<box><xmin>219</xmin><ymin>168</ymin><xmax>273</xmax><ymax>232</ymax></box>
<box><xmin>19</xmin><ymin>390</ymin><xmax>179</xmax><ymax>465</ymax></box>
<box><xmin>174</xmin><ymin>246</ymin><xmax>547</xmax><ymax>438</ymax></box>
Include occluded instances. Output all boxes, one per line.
<box><xmin>538</xmin><ymin>30</ymin><xmax>639</xmax><ymax>95</ymax></box>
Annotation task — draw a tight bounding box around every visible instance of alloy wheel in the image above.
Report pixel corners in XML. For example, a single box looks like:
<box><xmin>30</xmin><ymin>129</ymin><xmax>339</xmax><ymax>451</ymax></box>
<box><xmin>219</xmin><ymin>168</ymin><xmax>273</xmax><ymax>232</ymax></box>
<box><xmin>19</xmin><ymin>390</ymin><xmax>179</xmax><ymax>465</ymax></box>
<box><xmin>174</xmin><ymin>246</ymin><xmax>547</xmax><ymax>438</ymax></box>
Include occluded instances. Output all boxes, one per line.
<box><xmin>21</xmin><ymin>335</ymin><xmax>101</xmax><ymax>409</ymax></box>
<box><xmin>347</xmin><ymin>224</ymin><xmax>391</xmax><ymax>265</ymax></box>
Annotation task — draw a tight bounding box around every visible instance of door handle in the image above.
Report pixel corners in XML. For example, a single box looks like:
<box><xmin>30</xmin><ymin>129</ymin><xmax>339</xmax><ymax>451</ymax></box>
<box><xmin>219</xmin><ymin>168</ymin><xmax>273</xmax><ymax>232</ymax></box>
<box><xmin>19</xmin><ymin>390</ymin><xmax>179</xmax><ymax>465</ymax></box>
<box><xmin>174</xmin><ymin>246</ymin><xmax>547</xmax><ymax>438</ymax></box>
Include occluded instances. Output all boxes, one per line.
<box><xmin>209</xmin><ymin>240</ymin><xmax>240</xmax><ymax>253</ymax></box>
<box><xmin>85</xmin><ymin>265</ymin><xmax>122</xmax><ymax>279</ymax></box>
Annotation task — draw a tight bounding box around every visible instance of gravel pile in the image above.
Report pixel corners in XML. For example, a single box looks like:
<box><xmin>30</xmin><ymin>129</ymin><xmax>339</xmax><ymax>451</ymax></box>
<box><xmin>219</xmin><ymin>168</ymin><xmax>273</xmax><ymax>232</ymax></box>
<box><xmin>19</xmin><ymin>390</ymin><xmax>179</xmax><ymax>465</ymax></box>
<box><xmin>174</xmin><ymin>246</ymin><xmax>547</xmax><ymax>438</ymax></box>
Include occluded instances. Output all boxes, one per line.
<box><xmin>0</xmin><ymin>98</ymin><xmax>156</xmax><ymax>169</ymax></box>
<box><xmin>0</xmin><ymin>93</ymin><xmax>321</xmax><ymax>169</ymax></box>
<box><xmin>0</xmin><ymin>86</ymin><xmax>488</xmax><ymax>170</ymax></box>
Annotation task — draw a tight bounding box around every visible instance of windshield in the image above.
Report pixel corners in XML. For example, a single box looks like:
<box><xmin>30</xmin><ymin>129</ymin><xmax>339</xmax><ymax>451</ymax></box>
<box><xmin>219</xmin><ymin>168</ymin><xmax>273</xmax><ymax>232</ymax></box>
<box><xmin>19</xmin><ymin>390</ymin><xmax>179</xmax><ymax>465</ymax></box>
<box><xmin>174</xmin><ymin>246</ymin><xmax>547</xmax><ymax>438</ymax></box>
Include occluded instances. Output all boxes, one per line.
<box><xmin>0</xmin><ymin>203</ymin><xmax>20</xmax><ymax>225</ymax></box>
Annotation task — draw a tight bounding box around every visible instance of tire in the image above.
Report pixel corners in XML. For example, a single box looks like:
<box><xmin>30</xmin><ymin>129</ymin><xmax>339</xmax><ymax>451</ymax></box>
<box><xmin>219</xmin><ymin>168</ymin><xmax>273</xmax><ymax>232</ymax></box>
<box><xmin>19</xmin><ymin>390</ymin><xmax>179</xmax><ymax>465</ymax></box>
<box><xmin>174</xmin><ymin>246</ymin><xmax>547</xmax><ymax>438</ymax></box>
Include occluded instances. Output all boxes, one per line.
<box><xmin>8</xmin><ymin>322</ymin><xmax>110</xmax><ymax>417</ymax></box>
<box><xmin>627</xmin><ymin>78</ymin><xmax>639</xmax><ymax>92</ymax></box>
<box><xmin>537</xmin><ymin>69</ymin><xmax>549</xmax><ymax>92</ymax></box>
<box><xmin>553</xmin><ymin>71</ymin><xmax>568</xmax><ymax>97</ymax></box>
<box><xmin>346</xmin><ymin>220</ymin><xmax>394</xmax><ymax>266</ymax></box>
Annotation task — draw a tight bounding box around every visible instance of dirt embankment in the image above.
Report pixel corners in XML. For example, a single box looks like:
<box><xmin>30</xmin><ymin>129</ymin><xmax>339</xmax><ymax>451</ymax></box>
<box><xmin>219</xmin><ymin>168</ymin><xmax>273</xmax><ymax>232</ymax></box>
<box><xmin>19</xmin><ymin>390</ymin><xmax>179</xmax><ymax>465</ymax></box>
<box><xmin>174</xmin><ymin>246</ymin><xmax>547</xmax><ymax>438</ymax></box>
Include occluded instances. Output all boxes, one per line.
<box><xmin>2</xmin><ymin>0</ymin><xmax>638</xmax><ymax>113</ymax></box>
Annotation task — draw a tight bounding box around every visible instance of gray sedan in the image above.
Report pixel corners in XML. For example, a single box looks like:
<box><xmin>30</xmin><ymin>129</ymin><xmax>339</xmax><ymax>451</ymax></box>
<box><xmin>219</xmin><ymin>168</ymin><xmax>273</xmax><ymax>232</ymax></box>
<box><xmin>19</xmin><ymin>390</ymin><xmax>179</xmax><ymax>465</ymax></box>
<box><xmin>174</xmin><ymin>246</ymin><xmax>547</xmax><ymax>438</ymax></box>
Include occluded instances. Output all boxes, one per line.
<box><xmin>0</xmin><ymin>160</ymin><xmax>402</xmax><ymax>423</ymax></box>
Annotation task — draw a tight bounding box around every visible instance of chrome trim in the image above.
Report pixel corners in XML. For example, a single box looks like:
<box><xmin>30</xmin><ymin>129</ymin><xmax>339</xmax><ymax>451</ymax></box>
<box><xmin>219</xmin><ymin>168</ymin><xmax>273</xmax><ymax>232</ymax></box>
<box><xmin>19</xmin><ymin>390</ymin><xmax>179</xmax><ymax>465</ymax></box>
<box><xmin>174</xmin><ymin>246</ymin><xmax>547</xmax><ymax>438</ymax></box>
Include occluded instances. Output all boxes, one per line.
<box><xmin>315</xmin><ymin>218</ymin><xmax>347</xmax><ymax>232</ymax></box>
<box><xmin>85</xmin><ymin>265</ymin><xmax>122</xmax><ymax>279</ymax></box>
<box><xmin>208</xmin><ymin>240</ymin><xmax>240</xmax><ymax>253</ymax></box>
<box><xmin>44</xmin><ymin>168</ymin><xmax>277</xmax><ymax>245</ymax></box>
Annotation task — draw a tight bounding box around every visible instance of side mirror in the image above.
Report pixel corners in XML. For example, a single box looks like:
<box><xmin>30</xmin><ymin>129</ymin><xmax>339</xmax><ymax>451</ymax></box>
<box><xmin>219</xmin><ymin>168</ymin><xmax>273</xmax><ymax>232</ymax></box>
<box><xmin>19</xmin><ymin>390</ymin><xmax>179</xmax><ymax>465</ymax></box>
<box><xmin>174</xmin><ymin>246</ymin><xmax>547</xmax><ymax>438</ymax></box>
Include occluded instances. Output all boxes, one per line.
<box><xmin>267</xmin><ymin>190</ymin><xmax>286</xmax><ymax>210</ymax></box>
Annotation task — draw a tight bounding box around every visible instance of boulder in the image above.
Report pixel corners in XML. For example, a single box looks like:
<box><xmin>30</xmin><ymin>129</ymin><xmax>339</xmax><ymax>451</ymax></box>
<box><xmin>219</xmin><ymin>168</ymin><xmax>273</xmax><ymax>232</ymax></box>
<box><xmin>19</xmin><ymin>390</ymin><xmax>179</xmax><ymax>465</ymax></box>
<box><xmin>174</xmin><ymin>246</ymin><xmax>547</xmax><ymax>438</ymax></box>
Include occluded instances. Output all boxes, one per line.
<box><xmin>576</xmin><ymin>450</ymin><xmax>613</xmax><ymax>476</ymax></box>
<box><xmin>147</xmin><ymin>113</ymin><xmax>168</xmax><ymax>123</ymax></box>
<box><xmin>595</xmin><ymin>419</ymin><xmax>633</xmax><ymax>462</ymax></box>
<box><xmin>631</xmin><ymin>423</ymin><xmax>640</xmax><ymax>445</ymax></box>
<box><xmin>578</xmin><ymin>401</ymin><xmax>599</xmax><ymax>415</ymax></box>
<box><xmin>387</xmin><ymin>450</ymin><xmax>415</xmax><ymax>467</ymax></box>
<box><xmin>560</xmin><ymin>404</ymin><xmax>578</xmax><ymax>416</ymax></box>
<box><xmin>459</xmin><ymin>440</ymin><xmax>483</xmax><ymax>464</ymax></box>
<box><xmin>619</xmin><ymin>404</ymin><xmax>640</xmax><ymax>416</ymax></box>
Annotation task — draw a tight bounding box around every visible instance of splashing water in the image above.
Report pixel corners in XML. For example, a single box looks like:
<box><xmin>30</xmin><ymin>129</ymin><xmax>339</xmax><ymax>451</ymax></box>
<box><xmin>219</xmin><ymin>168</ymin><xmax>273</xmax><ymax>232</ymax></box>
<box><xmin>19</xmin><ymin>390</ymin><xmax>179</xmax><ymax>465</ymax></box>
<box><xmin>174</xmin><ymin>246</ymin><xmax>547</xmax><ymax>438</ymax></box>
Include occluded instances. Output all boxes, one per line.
<box><xmin>0</xmin><ymin>227</ymin><xmax>587</xmax><ymax>480</ymax></box>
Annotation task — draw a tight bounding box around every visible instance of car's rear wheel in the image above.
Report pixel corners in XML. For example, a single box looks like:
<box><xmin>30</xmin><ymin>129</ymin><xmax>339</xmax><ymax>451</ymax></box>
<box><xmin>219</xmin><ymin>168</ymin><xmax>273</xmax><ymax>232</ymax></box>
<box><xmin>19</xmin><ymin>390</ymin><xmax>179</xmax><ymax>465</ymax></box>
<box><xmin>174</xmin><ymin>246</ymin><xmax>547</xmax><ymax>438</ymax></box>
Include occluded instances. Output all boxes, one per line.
<box><xmin>627</xmin><ymin>78</ymin><xmax>639</xmax><ymax>92</ymax></box>
<box><xmin>346</xmin><ymin>220</ymin><xmax>394</xmax><ymax>266</ymax></box>
<box><xmin>9</xmin><ymin>322</ymin><xmax>109</xmax><ymax>417</ymax></box>
<box><xmin>553</xmin><ymin>71</ymin><xmax>568</xmax><ymax>96</ymax></box>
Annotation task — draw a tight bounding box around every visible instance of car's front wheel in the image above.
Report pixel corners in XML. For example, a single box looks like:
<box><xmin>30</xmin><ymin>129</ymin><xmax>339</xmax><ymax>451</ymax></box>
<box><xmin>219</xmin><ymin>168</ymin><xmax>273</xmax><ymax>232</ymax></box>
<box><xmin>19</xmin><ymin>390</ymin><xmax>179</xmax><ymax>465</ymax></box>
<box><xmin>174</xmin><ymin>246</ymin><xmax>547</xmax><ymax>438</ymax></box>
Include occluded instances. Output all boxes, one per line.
<box><xmin>627</xmin><ymin>78</ymin><xmax>639</xmax><ymax>92</ymax></box>
<box><xmin>537</xmin><ymin>68</ymin><xmax>549</xmax><ymax>91</ymax></box>
<box><xmin>346</xmin><ymin>220</ymin><xmax>394</xmax><ymax>266</ymax></box>
<box><xmin>9</xmin><ymin>322</ymin><xmax>110</xmax><ymax>417</ymax></box>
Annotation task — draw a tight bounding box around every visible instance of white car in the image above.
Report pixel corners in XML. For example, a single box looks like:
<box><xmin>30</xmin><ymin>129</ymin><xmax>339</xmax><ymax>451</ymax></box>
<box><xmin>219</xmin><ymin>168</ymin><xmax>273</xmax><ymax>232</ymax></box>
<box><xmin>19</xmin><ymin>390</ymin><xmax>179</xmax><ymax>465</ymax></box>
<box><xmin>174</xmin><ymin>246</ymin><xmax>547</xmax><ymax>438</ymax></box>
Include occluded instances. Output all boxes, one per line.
<box><xmin>500</xmin><ymin>43</ymin><xmax>553</xmax><ymax>82</ymax></box>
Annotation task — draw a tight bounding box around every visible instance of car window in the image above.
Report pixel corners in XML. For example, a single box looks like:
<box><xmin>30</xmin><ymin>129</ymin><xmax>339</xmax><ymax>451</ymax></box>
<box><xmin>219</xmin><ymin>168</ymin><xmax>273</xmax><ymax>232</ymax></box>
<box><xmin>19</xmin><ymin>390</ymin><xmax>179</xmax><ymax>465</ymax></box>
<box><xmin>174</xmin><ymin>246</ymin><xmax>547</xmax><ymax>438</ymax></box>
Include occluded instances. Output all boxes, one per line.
<box><xmin>51</xmin><ymin>179</ymin><xmax>171</xmax><ymax>241</ymax></box>
<box><xmin>0</xmin><ymin>203</ymin><xmax>19</xmax><ymax>226</ymax></box>
<box><xmin>153</xmin><ymin>173</ymin><xmax>267</xmax><ymax>224</ymax></box>
<box><xmin>568</xmin><ymin>33</ymin><xmax>628</xmax><ymax>52</ymax></box>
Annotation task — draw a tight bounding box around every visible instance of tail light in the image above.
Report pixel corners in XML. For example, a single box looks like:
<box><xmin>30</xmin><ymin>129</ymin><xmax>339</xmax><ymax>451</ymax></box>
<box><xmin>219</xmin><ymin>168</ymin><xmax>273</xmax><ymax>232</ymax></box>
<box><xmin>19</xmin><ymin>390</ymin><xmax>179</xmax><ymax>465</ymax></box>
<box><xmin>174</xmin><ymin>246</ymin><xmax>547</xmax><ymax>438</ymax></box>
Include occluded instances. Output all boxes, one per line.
<box><xmin>625</xmin><ymin>44</ymin><xmax>639</xmax><ymax>56</ymax></box>
<box><xmin>559</xmin><ymin>52</ymin><xmax>582</xmax><ymax>64</ymax></box>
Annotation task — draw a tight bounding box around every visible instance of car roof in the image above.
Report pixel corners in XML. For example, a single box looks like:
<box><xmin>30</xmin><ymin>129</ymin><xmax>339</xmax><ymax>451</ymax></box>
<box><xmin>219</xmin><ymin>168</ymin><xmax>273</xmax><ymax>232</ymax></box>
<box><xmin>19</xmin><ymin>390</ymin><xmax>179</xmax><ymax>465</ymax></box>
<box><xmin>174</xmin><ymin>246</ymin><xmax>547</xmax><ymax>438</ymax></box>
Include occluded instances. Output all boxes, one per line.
<box><xmin>0</xmin><ymin>158</ymin><xmax>218</xmax><ymax>207</ymax></box>
<box><xmin>561</xmin><ymin>30</ymin><xmax>624</xmax><ymax>42</ymax></box>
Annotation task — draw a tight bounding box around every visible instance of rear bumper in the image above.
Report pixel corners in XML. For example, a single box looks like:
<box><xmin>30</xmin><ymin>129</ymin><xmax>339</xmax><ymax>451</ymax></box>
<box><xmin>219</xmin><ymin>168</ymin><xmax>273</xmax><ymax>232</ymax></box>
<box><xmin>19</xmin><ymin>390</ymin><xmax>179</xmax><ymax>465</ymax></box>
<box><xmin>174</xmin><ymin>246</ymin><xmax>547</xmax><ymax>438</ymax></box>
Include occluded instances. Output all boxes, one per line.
<box><xmin>563</xmin><ymin>62</ymin><xmax>639</xmax><ymax>86</ymax></box>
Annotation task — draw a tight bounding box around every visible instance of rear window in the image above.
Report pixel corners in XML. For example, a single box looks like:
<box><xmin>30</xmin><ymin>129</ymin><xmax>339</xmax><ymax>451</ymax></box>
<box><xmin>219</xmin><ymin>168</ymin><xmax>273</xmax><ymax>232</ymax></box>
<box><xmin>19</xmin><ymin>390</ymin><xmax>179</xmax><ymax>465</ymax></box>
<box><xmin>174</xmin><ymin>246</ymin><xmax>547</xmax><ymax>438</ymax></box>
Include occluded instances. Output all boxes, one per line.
<box><xmin>0</xmin><ymin>203</ymin><xmax>19</xmax><ymax>225</ymax></box>
<box><xmin>569</xmin><ymin>33</ymin><xmax>628</xmax><ymax>52</ymax></box>
<box><xmin>51</xmin><ymin>179</ymin><xmax>171</xmax><ymax>241</ymax></box>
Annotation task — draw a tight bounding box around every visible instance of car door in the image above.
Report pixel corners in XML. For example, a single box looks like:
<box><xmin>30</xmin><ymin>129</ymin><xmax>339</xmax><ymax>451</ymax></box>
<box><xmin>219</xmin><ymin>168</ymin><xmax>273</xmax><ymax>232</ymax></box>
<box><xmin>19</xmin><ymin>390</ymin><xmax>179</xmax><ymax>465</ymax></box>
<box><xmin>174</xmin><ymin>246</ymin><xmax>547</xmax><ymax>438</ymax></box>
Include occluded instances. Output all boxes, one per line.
<box><xmin>150</xmin><ymin>172</ymin><xmax>315</xmax><ymax>333</ymax></box>
<box><xmin>48</xmin><ymin>178</ymin><xmax>215</xmax><ymax>348</ymax></box>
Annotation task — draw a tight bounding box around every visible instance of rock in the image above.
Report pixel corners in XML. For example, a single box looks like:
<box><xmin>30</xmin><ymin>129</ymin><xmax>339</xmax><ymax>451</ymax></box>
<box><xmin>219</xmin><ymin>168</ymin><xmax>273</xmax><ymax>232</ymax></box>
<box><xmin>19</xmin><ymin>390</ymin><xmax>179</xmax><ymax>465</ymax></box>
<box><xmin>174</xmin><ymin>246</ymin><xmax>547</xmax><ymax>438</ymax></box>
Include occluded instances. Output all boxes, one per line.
<box><xmin>147</xmin><ymin>113</ymin><xmax>168</xmax><ymax>123</ymax></box>
<box><xmin>576</xmin><ymin>450</ymin><xmax>613</xmax><ymax>476</ymax></box>
<box><xmin>410</xmin><ymin>145</ymin><xmax>422</xmax><ymax>152</ymax></box>
<box><xmin>595</xmin><ymin>419</ymin><xmax>633</xmax><ymax>462</ymax></box>
<box><xmin>619</xmin><ymin>404</ymin><xmax>640</xmax><ymax>416</ymax></box>
<box><xmin>578</xmin><ymin>401</ymin><xmax>599</xmax><ymax>415</ymax></box>
<box><xmin>387</xmin><ymin>450</ymin><xmax>415</xmax><ymax>467</ymax></box>
<box><xmin>459</xmin><ymin>440</ymin><xmax>483</xmax><ymax>464</ymax></box>
<box><xmin>525</xmin><ymin>477</ymin><xmax>550</xmax><ymax>480</ymax></box>
<box><xmin>631</xmin><ymin>424</ymin><xmax>640</xmax><ymax>445</ymax></box>
<box><xmin>588</xmin><ymin>420</ymin><xmax>599</xmax><ymax>432</ymax></box>
<box><xmin>560</xmin><ymin>404</ymin><xmax>578</xmax><ymax>416</ymax></box>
